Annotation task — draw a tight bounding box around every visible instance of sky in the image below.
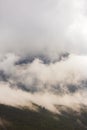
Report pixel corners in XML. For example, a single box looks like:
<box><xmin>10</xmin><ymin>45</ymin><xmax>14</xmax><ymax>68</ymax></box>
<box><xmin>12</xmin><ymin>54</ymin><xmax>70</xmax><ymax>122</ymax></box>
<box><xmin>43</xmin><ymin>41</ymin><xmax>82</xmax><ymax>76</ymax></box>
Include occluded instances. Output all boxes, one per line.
<box><xmin>0</xmin><ymin>0</ymin><xmax>87</xmax><ymax>113</ymax></box>
<box><xmin>0</xmin><ymin>0</ymin><xmax>87</xmax><ymax>56</ymax></box>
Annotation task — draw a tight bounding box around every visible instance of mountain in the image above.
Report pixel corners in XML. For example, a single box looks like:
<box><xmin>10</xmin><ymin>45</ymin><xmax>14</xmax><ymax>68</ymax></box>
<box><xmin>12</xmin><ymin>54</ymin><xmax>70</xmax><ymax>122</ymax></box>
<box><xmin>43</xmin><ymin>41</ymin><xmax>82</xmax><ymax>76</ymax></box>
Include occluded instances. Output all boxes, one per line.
<box><xmin>0</xmin><ymin>104</ymin><xmax>87</xmax><ymax>130</ymax></box>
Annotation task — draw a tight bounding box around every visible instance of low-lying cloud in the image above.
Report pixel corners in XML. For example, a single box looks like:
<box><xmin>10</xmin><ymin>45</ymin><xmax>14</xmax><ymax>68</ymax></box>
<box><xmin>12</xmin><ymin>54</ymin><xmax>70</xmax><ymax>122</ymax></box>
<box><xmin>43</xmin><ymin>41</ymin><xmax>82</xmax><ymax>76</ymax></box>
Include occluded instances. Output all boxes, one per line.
<box><xmin>0</xmin><ymin>53</ymin><xmax>86</xmax><ymax>112</ymax></box>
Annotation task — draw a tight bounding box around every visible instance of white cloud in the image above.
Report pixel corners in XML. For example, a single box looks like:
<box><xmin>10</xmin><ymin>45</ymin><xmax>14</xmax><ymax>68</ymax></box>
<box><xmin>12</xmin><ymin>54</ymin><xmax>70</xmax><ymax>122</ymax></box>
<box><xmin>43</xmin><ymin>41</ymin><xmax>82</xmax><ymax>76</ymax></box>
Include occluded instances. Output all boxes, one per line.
<box><xmin>0</xmin><ymin>53</ymin><xmax>86</xmax><ymax>112</ymax></box>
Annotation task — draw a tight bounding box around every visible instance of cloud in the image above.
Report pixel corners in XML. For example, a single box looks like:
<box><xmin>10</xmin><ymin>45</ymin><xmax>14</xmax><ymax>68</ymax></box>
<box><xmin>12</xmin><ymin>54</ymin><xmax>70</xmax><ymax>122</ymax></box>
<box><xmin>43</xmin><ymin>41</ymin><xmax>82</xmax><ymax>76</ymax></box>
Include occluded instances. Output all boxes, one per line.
<box><xmin>0</xmin><ymin>53</ymin><xmax>86</xmax><ymax>112</ymax></box>
<box><xmin>0</xmin><ymin>0</ymin><xmax>87</xmax><ymax>56</ymax></box>
<box><xmin>0</xmin><ymin>53</ymin><xmax>86</xmax><ymax>93</ymax></box>
<box><xmin>0</xmin><ymin>81</ymin><xmax>87</xmax><ymax>113</ymax></box>
<box><xmin>0</xmin><ymin>0</ymin><xmax>87</xmax><ymax>113</ymax></box>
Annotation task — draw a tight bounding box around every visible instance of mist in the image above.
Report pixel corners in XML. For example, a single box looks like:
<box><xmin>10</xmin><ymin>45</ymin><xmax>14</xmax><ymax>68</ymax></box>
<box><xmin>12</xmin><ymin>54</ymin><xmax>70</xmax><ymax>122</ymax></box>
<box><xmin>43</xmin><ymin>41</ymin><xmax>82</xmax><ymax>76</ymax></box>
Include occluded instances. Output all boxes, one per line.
<box><xmin>0</xmin><ymin>0</ymin><xmax>87</xmax><ymax>113</ymax></box>
<box><xmin>0</xmin><ymin>0</ymin><xmax>87</xmax><ymax>56</ymax></box>
<box><xmin>0</xmin><ymin>53</ymin><xmax>86</xmax><ymax>112</ymax></box>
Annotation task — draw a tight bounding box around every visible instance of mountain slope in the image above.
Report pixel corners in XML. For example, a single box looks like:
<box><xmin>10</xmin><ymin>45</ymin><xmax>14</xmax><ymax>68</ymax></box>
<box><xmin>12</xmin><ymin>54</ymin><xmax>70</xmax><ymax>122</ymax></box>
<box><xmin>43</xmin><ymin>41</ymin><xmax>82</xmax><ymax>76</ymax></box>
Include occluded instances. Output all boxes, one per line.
<box><xmin>0</xmin><ymin>104</ymin><xmax>87</xmax><ymax>130</ymax></box>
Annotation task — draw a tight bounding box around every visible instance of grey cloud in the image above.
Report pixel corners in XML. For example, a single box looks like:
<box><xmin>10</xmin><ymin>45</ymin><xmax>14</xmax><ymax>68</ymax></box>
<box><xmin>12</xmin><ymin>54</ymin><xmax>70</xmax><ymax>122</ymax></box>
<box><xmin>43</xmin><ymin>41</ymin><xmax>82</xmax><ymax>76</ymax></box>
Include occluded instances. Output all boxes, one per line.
<box><xmin>0</xmin><ymin>0</ymin><xmax>87</xmax><ymax>56</ymax></box>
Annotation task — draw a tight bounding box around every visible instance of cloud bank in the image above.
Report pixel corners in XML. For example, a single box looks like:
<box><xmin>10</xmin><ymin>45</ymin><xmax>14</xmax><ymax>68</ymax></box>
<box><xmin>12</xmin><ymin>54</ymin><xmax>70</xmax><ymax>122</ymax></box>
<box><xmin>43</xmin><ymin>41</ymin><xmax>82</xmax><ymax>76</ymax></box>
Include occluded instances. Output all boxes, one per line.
<box><xmin>0</xmin><ymin>53</ymin><xmax>86</xmax><ymax>112</ymax></box>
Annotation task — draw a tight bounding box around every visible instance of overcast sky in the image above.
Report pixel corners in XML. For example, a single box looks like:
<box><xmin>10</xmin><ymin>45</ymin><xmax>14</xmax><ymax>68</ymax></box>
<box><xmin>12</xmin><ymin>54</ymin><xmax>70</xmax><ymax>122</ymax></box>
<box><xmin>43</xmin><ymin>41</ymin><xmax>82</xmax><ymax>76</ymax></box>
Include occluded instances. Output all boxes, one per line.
<box><xmin>0</xmin><ymin>0</ymin><xmax>87</xmax><ymax>56</ymax></box>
